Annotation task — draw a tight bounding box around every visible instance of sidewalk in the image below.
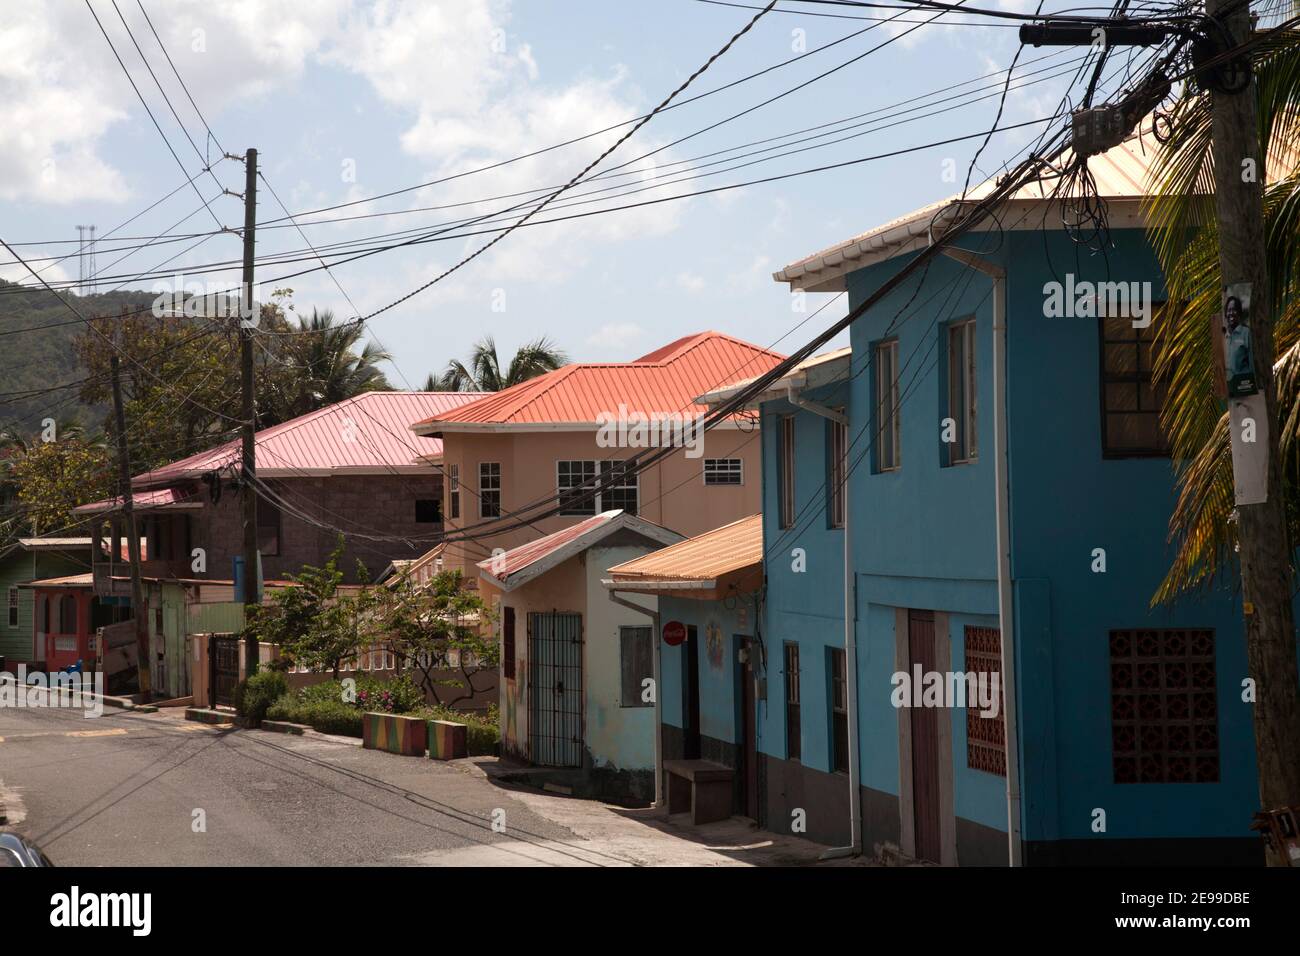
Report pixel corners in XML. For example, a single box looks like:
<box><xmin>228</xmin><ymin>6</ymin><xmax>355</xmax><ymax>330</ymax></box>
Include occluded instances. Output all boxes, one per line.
<box><xmin>448</xmin><ymin>756</ymin><xmax>872</xmax><ymax>867</ymax></box>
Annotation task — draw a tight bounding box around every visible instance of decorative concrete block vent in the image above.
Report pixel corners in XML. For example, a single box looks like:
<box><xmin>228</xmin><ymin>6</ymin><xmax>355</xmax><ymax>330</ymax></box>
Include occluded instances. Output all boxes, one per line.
<box><xmin>362</xmin><ymin>712</ymin><xmax>427</xmax><ymax>756</ymax></box>
<box><xmin>427</xmin><ymin>719</ymin><xmax>467</xmax><ymax>760</ymax></box>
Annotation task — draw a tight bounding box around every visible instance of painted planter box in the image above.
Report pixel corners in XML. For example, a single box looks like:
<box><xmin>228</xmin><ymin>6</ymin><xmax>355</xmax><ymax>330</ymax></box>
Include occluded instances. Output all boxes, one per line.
<box><xmin>362</xmin><ymin>712</ymin><xmax>427</xmax><ymax>756</ymax></box>
<box><xmin>427</xmin><ymin>719</ymin><xmax>468</xmax><ymax>760</ymax></box>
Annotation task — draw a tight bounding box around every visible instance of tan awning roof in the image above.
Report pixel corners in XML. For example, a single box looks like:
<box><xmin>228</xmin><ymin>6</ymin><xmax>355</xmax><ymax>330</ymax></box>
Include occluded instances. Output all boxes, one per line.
<box><xmin>605</xmin><ymin>514</ymin><xmax>762</xmax><ymax>600</ymax></box>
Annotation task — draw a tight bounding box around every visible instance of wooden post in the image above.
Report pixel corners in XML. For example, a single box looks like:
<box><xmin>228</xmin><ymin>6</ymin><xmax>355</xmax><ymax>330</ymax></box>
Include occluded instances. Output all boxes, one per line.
<box><xmin>1205</xmin><ymin>0</ymin><xmax>1300</xmax><ymax>863</ymax></box>
<box><xmin>110</xmin><ymin>353</ymin><xmax>151</xmax><ymax>700</ymax></box>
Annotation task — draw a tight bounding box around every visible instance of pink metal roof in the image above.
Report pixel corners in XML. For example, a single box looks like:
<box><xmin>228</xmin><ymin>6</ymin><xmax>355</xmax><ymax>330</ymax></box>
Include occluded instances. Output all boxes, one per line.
<box><xmin>413</xmin><ymin>332</ymin><xmax>785</xmax><ymax>430</ymax></box>
<box><xmin>475</xmin><ymin>510</ymin><xmax>682</xmax><ymax>590</ymax></box>
<box><xmin>73</xmin><ymin>487</ymin><xmax>199</xmax><ymax>515</ymax></box>
<box><xmin>131</xmin><ymin>391</ymin><xmax>486</xmax><ymax>488</ymax></box>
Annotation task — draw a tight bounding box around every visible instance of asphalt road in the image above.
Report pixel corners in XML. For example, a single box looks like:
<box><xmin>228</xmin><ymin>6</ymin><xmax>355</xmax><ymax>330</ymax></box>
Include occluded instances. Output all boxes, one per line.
<box><xmin>0</xmin><ymin>701</ymin><xmax>589</xmax><ymax>866</ymax></box>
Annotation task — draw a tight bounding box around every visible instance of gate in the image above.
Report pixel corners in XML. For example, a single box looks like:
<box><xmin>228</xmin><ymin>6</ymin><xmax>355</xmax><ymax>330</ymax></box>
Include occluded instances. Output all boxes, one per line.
<box><xmin>527</xmin><ymin>612</ymin><xmax>583</xmax><ymax>767</ymax></box>
<box><xmin>209</xmin><ymin>634</ymin><xmax>240</xmax><ymax>709</ymax></box>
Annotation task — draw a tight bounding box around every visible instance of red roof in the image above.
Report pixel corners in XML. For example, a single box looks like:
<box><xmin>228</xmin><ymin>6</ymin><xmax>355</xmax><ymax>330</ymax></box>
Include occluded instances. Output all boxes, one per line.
<box><xmin>131</xmin><ymin>391</ymin><xmax>486</xmax><ymax>488</ymax></box>
<box><xmin>73</xmin><ymin>487</ymin><xmax>199</xmax><ymax>515</ymax></box>
<box><xmin>475</xmin><ymin>510</ymin><xmax>682</xmax><ymax>591</ymax></box>
<box><xmin>413</xmin><ymin>332</ymin><xmax>785</xmax><ymax>431</ymax></box>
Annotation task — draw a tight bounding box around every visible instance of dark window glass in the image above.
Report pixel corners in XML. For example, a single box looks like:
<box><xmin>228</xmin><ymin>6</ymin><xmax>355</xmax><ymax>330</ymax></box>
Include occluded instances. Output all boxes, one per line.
<box><xmin>415</xmin><ymin>499</ymin><xmax>442</xmax><ymax>523</ymax></box>
<box><xmin>257</xmin><ymin>494</ymin><xmax>282</xmax><ymax>556</ymax></box>
<box><xmin>784</xmin><ymin>642</ymin><xmax>801</xmax><ymax>761</ymax></box>
<box><xmin>502</xmin><ymin>606</ymin><xmax>516</xmax><ymax>680</ymax></box>
<box><xmin>1101</xmin><ymin>314</ymin><xmax>1170</xmax><ymax>456</ymax></box>
<box><xmin>830</xmin><ymin>647</ymin><xmax>849</xmax><ymax>773</ymax></box>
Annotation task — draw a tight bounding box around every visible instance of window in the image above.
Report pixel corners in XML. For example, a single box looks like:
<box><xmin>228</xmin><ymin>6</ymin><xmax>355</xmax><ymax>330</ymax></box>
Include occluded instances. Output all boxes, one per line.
<box><xmin>829</xmin><ymin>647</ymin><xmax>849</xmax><ymax>773</ymax></box>
<box><xmin>620</xmin><ymin>626</ymin><xmax>653</xmax><ymax>707</ymax></box>
<box><xmin>60</xmin><ymin>595</ymin><xmax>77</xmax><ymax>635</ymax></box>
<box><xmin>1110</xmin><ymin>628</ymin><xmax>1219</xmax><ymax>783</ymax></box>
<box><xmin>479</xmin><ymin>462</ymin><xmax>501</xmax><ymax>518</ymax></box>
<box><xmin>947</xmin><ymin>318</ymin><xmax>978</xmax><ymax>463</ymax></box>
<box><xmin>558</xmin><ymin>459</ymin><xmax>598</xmax><ymax>515</ymax></box>
<box><xmin>704</xmin><ymin>458</ymin><xmax>743</xmax><ymax>485</ymax></box>
<box><xmin>1101</xmin><ymin>315</ymin><xmax>1169</xmax><ymax>457</ymax></box>
<box><xmin>778</xmin><ymin>415</ymin><xmax>795</xmax><ymax>528</ymax></box>
<box><xmin>875</xmin><ymin>340</ymin><xmax>901</xmax><ymax>471</ymax></box>
<box><xmin>828</xmin><ymin>416</ymin><xmax>847</xmax><ymax>528</ymax></box>
<box><xmin>448</xmin><ymin>464</ymin><xmax>460</xmax><ymax>520</ymax></box>
<box><xmin>415</xmin><ymin>499</ymin><xmax>442</xmax><ymax>523</ymax></box>
<box><xmin>8</xmin><ymin>587</ymin><xmax>17</xmax><ymax>628</ymax></box>
<box><xmin>557</xmin><ymin>460</ymin><xmax>638</xmax><ymax>516</ymax></box>
<box><xmin>257</xmin><ymin>495</ymin><xmax>281</xmax><ymax>556</ymax></box>
<box><xmin>502</xmin><ymin>606</ymin><xmax>516</xmax><ymax>680</ymax></box>
<box><xmin>784</xmin><ymin>643</ymin><xmax>801</xmax><ymax>761</ymax></box>
<box><xmin>965</xmin><ymin>626</ymin><xmax>1005</xmax><ymax>776</ymax></box>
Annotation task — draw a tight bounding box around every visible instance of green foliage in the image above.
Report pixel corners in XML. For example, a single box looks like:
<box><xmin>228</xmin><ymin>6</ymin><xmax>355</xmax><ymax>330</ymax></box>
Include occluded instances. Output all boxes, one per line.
<box><xmin>430</xmin><ymin>335</ymin><xmax>566</xmax><ymax>392</ymax></box>
<box><xmin>354</xmin><ymin>673</ymin><xmax>424</xmax><ymax>713</ymax></box>
<box><xmin>244</xmin><ymin>539</ymin><xmax>368</xmax><ymax>677</ymax></box>
<box><xmin>234</xmin><ymin>670</ymin><xmax>289</xmax><ymax>727</ymax></box>
<box><xmin>7</xmin><ymin>434</ymin><xmax>114</xmax><ymax>537</ymax></box>
<box><xmin>367</xmin><ymin>568</ymin><xmax>497</xmax><ymax>708</ymax></box>
<box><xmin>266</xmin><ymin>695</ymin><xmax>364</xmax><ymax>737</ymax></box>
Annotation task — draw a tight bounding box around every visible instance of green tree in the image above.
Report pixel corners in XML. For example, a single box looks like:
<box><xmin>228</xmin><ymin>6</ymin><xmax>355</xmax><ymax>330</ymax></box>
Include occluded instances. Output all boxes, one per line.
<box><xmin>430</xmin><ymin>335</ymin><xmax>566</xmax><ymax>392</ymax></box>
<box><xmin>258</xmin><ymin>307</ymin><xmax>392</xmax><ymax>425</ymax></box>
<box><xmin>244</xmin><ymin>540</ymin><xmax>368</xmax><ymax>680</ymax></box>
<box><xmin>7</xmin><ymin>433</ymin><xmax>113</xmax><ymax>537</ymax></box>
<box><xmin>1144</xmin><ymin>30</ymin><xmax>1300</xmax><ymax>601</ymax></box>
<box><xmin>367</xmin><ymin>568</ymin><xmax>496</xmax><ymax>708</ymax></box>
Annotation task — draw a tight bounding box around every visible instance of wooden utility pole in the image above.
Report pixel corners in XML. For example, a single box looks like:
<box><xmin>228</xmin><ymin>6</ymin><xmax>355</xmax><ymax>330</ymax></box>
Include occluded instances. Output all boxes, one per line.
<box><xmin>239</xmin><ymin>147</ymin><xmax>261</xmax><ymax>676</ymax></box>
<box><xmin>1205</xmin><ymin>0</ymin><xmax>1300</xmax><ymax>862</ymax></box>
<box><xmin>109</xmin><ymin>352</ymin><xmax>151</xmax><ymax>700</ymax></box>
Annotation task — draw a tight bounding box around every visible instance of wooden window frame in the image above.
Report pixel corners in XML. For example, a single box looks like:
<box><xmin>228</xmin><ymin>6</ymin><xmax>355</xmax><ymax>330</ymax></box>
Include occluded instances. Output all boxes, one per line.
<box><xmin>828</xmin><ymin>415</ymin><xmax>847</xmax><ymax>528</ymax></box>
<box><xmin>7</xmin><ymin>587</ymin><xmax>17</xmax><ymax>628</ymax></box>
<box><xmin>778</xmin><ymin>415</ymin><xmax>796</xmax><ymax>529</ymax></box>
<box><xmin>1099</xmin><ymin>310</ymin><xmax>1170</xmax><ymax>459</ymax></box>
<box><xmin>875</xmin><ymin>339</ymin><xmax>901</xmax><ymax>472</ymax></box>
<box><xmin>947</xmin><ymin>318</ymin><xmax>978</xmax><ymax>464</ymax></box>
<box><xmin>619</xmin><ymin>625</ymin><xmax>653</xmax><ymax>708</ymax></box>
<box><xmin>784</xmin><ymin>642</ymin><xmax>801</xmax><ymax>761</ymax></box>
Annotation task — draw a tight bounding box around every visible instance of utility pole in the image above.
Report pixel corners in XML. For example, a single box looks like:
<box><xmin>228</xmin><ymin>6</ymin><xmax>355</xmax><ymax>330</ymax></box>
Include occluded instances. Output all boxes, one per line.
<box><xmin>239</xmin><ymin>147</ymin><xmax>261</xmax><ymax>677</ymax></box>
<box><xmin>1204</xmin><ymin>0</ymin><xmax>1300</xmax><ymax>862</ymax></box>
<box><xmin>110</xmin><ymin>351</ymin><xmax>151</xmax><ymax>700</ymax></box>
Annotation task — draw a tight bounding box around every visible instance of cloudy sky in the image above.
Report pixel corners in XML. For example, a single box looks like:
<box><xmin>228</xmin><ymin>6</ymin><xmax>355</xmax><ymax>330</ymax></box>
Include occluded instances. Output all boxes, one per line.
<box><xmin>1</xmin><ymin>0</ymin><xmax>1096</xmax><ymax>385</ymax></box>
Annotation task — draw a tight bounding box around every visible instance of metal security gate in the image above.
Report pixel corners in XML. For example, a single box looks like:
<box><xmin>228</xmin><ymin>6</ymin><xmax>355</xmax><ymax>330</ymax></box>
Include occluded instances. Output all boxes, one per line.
<box><xmin>528</xmin><ymin>612</ymin><xmax>583</xmax><ymax>767</ymax></box>
<box><xmin>210</xmin><ymin>634</ymin><xmax>240</xmax><ymax>709</ymax></box>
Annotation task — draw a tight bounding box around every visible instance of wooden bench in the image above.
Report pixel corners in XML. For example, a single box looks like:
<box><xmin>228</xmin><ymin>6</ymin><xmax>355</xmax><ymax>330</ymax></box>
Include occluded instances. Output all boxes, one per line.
<box><xmin>663</xmin><ymin>759</ymin><xmax>734</xmax><ymax>825</ymax></box>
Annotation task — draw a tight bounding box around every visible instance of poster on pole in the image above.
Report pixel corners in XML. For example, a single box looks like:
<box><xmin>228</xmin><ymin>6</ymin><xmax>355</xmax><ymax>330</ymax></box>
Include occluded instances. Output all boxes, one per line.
<box><xmin>1222</xmin><ymin>283</ymin><xmax>1259</xmax><ymax>398</ymax></box>
<box><xmin>1219</xmin><ymin>283</ymin><xmax>1268</xmax><ymax>505</ymax></box>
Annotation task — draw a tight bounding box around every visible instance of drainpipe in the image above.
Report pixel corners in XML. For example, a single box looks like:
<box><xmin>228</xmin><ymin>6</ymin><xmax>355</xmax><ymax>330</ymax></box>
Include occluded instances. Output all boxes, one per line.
<box><xmin>940</xmin><ymin>247</ymin><xmax>1022</xmax><ymax>867</ymax></box>
<box><xmin>606</xmin><ymin>590</ymin><xmax>663</xmax><ymax>808</ymax></box>
<box><xmin>785</xmin><ymin>386</ymin><xmax>861</xmax><ymax>860</ymax></box>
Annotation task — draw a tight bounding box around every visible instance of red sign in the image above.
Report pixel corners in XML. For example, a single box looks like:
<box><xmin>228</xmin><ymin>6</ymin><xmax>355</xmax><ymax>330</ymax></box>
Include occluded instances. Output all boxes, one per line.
<box><xmin>662</xmin><ymin>621</ymin><xmax>687</xmax><ymax>646</ymax></box>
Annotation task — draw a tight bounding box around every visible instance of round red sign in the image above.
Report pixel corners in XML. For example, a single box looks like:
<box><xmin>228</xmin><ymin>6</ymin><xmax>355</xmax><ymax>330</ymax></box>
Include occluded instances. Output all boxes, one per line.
<box><xmin>662</xmin><ymin>621</ymin><xmax>687</xmax><ymax>646</ymax></box>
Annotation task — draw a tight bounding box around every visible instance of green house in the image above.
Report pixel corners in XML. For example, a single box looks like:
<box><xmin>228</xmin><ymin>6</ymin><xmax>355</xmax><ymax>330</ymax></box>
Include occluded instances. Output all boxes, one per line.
<box><xmin>0</xmin><ymin>538</ymin><xmax>97</xmax><ymax>666</ymax></box>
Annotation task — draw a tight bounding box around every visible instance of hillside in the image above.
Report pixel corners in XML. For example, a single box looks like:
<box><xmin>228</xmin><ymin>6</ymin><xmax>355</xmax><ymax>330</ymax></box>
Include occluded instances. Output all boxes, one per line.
<box><xmin>0</xmin><ymin>279</ymin><xmax>158</xmax><ymax>435</ymax></box>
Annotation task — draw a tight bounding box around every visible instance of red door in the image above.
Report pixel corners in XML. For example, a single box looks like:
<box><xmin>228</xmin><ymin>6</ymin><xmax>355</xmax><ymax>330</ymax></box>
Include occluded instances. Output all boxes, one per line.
<box><xmin>42</xmin><ymin>591</ymin><xmax>87</xmax><ymax>671</ymax></box>
<box><xmin>908</xmin><ymin>609</ymin><xmax>942</xmax><ymax>863</ymax></box>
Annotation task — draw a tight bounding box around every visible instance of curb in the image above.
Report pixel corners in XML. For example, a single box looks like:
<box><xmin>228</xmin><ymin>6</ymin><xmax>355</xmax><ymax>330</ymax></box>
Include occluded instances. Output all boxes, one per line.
<box><xmin>262</xmin><ymin>720</ymin><xmax>308</xmax><ymax>735</ymax></box>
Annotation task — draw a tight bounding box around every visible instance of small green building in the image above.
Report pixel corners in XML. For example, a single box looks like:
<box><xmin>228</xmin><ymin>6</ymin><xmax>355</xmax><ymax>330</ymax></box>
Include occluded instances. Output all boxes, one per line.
<box><xmin>0</xmin><ymin>538</ymin><xmax>97</xmax><ymax>666</ymax></box>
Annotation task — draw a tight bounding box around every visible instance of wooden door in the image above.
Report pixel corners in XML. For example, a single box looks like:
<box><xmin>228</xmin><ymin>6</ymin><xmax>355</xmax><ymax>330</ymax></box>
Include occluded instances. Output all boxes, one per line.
<box><xmin>739</xmin><ymin>641</ymin><xmax>758</xmax><ymax>818</ymax></box>
<box><xmin>908</xmin><ymin>609</ymin><xmax>942</xmax><ymax>863</ymax></box>
<box><xmin>682</xmin><ymin>625</ymin><xmax>701</xmax><ymax>759</ymax></box>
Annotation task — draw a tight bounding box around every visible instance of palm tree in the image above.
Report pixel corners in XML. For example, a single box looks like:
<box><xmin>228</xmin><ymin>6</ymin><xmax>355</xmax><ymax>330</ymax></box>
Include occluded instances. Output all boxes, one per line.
<box><xmin>428</xmin><ymin>335</ymin><xmax>567</xmax><ymax>392</ymax></box>
<box><xmin>1144</xmin><ymin>24</ymin><xmax>1300</xmax><ymax>603</ymax></box>
<box><xmin>259</xmin><ymin>308</ymin><xmax>393</xmax><ymax>424</ymax></box>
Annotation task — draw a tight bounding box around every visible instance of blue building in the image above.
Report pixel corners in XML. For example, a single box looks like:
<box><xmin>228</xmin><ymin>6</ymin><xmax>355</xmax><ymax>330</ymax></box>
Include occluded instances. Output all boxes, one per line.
<box><xmin>678</xmin><ymin>133</ymin><xmax>1264</xmax><ymax>865</ymax></box>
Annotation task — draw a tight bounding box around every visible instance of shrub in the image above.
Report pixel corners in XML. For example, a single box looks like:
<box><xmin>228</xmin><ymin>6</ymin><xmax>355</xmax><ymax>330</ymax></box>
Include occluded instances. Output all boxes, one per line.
<box><xmin>235</xmin><ymin>670</ymin><xmax>289</xmax><ymax>727</ymax></box>
<box><xmin>266</xmin><ymin>695</ymin><xmax>364</xmax><ymax>738</ymax></box>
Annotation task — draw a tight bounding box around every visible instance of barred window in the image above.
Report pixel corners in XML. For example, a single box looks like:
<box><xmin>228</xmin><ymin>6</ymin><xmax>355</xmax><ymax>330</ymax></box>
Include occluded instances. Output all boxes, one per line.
<box><xmin>1110</xmin><ymin>629</ymin><xmax>1219</xmax><ymax>784</ymax></box>
<box><xmin>964</xmin><ymin>626</ymin><xmax>1005</xmax><ymax>777</ymax></box>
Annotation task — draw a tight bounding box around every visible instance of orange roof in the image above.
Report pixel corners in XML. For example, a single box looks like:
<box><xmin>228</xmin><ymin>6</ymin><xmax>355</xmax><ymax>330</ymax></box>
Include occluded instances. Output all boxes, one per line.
<box><xmin>605</xmin><ymin>514</ymin><xmax>763</xmax><ymax>598</ymax></box>
<box><xmin>412</xmin><ymin>332</ymin><xmax>785</xmax><ymax>432</ymax></box>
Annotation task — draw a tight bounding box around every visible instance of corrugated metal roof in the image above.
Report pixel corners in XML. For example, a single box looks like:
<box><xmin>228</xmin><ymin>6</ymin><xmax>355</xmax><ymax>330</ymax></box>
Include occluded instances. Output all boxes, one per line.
<box><xmin>130</xmin><ymin>391</ymin><xmax>486</xmax><ymax>488</ymax></box>
<box><xmin>73</xmin><ymin>487</ymin><xmax>200</xmax><ymax>515</ymax></box>
<box><xmin>23</xmin><ymin>573</ymin><xmax>94</xmax><ymax>588</ymax></box>
<box><xmin>18</xmin><ymin>538</ymin><xmax>93</xmax><ymax>549</ymax></box>
<box><xmin>773</xmin><ymin>121</ymin><xmax>1280</xmax><ymax>291</ymax></box>
<box><xmin>414</xmin><ymin>332</ymin><xmax>785</xmax><ymax>430</ymax></box>
<box><xmin>475</xmin><ymin>510</ymin><xmax>682</xmax><ymax>591</ymax></box>
<box><xmin>607</xmin><ymin>514</ymin><xmax>762</xmax><ymax>584</ymax></box>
